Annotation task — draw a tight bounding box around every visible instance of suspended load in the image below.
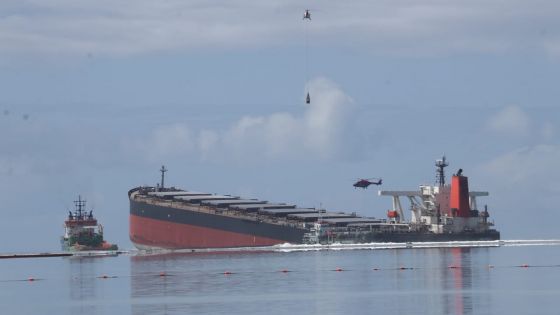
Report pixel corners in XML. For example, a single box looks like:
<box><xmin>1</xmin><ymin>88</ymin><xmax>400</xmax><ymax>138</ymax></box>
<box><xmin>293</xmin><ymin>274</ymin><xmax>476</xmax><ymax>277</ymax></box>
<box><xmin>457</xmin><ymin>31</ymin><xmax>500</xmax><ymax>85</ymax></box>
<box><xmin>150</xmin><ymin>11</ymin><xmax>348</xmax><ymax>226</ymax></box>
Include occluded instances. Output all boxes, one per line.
<box><xmin>303</xmin><ymin>9</ymin><xmax>311</xmax><ymax>20</ymax></box>
<box><xmin>306</xmin><ymin>92</ymin><xmax>311</xmax><ymax>104</ymax></box>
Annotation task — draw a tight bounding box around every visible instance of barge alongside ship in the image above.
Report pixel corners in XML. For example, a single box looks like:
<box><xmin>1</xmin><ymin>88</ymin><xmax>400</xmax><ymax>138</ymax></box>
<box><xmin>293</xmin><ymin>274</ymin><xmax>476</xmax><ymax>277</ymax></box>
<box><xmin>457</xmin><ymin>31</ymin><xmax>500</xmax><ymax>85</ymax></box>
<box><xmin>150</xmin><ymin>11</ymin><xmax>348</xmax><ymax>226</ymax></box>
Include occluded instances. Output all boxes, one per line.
<box><xmin>129</xmin><ymin>158</ymin><xmax>499</xmax><ymax>250</ymax></box>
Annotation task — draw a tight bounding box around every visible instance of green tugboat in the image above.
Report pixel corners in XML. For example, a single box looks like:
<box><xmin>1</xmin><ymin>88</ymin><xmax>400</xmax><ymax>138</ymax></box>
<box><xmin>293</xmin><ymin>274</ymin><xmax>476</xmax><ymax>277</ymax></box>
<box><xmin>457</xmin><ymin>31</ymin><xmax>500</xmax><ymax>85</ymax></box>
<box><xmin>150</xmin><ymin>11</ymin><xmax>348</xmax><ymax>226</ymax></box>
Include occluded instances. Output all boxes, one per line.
<box><xmin>61</xmin><ymin>196</ymin><xmax>118</xmax><ymax>251</ymax></box>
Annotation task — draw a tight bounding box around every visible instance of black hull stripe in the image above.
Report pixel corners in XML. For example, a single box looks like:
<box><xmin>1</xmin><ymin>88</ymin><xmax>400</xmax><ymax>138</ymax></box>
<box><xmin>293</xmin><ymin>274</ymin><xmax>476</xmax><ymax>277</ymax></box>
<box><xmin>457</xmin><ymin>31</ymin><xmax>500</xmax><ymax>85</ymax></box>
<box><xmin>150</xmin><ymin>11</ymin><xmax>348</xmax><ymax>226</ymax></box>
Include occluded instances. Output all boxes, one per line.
<box><xmin>130</xmin><ymin>200</ymin><xmax>307</xmax><ymax>243</ymax></box>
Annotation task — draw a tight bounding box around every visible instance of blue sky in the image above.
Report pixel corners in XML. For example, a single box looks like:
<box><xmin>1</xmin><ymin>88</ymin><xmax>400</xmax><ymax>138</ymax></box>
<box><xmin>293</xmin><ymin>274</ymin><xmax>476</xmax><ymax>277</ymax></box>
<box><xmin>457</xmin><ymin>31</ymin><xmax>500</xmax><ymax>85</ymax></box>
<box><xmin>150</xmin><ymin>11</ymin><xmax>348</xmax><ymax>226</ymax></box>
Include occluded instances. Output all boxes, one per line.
<box><xmin>1</xmin><ymin>1</ymin><xmax>560</xmax><ymax>251</ymax></box>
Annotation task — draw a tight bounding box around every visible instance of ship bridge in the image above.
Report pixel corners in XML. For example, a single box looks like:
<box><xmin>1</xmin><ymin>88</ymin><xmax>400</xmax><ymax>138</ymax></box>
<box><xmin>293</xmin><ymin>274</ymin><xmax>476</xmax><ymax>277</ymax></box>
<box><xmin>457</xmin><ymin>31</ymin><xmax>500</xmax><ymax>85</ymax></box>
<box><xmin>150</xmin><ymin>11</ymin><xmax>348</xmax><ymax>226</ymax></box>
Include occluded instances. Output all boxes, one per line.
<box><xmin>378</xmin><ymin>189</ymin><xmax>489</xmax><ymax>223</ymax></box>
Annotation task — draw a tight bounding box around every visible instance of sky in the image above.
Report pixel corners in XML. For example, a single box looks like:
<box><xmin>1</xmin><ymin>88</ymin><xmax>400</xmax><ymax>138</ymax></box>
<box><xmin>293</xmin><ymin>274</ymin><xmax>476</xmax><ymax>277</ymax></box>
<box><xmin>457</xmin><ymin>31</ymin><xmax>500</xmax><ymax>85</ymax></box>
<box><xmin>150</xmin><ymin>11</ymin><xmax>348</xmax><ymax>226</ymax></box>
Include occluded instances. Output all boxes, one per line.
<box><xmin>1</xmin><ymin>1</ymin><xmax>560</xmax><ymax>251</ymax></box>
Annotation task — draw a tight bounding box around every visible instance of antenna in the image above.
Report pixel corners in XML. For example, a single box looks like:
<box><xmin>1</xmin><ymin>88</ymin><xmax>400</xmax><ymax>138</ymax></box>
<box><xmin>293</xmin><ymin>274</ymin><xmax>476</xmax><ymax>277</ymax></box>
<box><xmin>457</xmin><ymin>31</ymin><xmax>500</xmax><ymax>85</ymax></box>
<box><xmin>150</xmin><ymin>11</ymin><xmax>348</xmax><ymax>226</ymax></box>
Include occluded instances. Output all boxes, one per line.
<box><xmin>74</xmin><ymin>195</ymin><xmax>86</xmax><ymax>219</ymax></box>
<box><xmin>435</xmin><ymin>155</ymin><xmax>449</xmax><ymax>186</ymax></box>
<box><xmin>160</xmin><ymin>165</ymin><xmax>168</xmax><ymax>190</ymax></box>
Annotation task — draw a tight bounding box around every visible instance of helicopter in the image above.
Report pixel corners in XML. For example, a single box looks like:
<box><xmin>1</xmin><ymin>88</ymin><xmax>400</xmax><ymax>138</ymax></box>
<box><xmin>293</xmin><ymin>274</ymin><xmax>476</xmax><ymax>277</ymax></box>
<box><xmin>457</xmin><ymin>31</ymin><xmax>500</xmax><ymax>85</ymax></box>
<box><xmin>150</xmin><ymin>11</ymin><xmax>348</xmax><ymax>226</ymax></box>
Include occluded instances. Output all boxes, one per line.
<box><xmin>303</xmin><ymin>9</ymin><xmax>311</xmax><ymax>104</ymax></box>
<box><xmin>353</xmin><ymin>178</ymin><xmax>382</xmax><ymax>189</ymax></box>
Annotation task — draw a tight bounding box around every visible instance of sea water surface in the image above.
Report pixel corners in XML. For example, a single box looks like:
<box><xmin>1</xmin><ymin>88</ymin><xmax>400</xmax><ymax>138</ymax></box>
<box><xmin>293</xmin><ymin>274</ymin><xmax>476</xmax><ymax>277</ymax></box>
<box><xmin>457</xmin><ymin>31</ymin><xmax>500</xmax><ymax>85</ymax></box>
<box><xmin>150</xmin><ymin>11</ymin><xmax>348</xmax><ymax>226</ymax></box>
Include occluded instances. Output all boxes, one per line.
<box><xmin>1</xmin><ymin>241</ymin><xmax>560</xmax><ymax>315</ymax></box>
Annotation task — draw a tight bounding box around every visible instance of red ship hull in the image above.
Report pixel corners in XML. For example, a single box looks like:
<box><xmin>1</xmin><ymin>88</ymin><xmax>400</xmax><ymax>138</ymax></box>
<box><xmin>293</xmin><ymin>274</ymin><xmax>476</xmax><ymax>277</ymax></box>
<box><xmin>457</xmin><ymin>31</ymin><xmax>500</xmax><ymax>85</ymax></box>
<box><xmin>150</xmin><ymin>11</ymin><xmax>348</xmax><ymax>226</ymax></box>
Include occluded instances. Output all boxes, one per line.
<box><xmin>130</xmin><ymin>214</ymin><xmax>288</xmax><ymax>249</ymax></box>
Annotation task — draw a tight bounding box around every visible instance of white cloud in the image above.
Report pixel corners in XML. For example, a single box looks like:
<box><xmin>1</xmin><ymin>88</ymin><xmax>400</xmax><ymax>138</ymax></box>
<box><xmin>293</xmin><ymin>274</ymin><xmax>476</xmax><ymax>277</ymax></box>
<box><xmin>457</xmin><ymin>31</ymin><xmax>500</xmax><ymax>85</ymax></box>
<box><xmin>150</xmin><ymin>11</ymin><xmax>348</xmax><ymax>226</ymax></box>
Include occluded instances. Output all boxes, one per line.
<box><xmin>197</xmin><ymin>129</ymin><xmax>219</xmax><ymax>159</ymax></box>
<box><xmin>133</xmin><ymin>77</ymin><xmax>354</xmax><ymax>162</ymax></box>
<box><xmin>224</xmin><ymin>78</ymin><xmax>353</xmax><ymax>159</ymax></box>
<box><xmin>486</xmin><ymin>105</ymin><xmax>531</xmax><ymax>137</ymax></box>
<box><xmin>479</xmin><ymin>144</ymin><xmax>560</xmax><ymax>192</ymax></box>
<box><xmin>133</xmin><ymin>123</ymin><xmax>195</xmax><ymax>162</ymax></box>
<box><xmin>303</xmin><ymin>78</ymin><xmax>353</xmax><ymax>156</ymax></box>
<box><xmin>224</xmin><ymin>113</ymin><xmax>301</xmax><ymax>158</ymax></box>
<box><xmin>541</xmin><ymin>122</ymin><xmax>556</xmax><ymax>139</ymax></box>
<box><xmin>2</xmin><ymin>1</ymin><xmax>560</xmax><ymax>57</ymax></box>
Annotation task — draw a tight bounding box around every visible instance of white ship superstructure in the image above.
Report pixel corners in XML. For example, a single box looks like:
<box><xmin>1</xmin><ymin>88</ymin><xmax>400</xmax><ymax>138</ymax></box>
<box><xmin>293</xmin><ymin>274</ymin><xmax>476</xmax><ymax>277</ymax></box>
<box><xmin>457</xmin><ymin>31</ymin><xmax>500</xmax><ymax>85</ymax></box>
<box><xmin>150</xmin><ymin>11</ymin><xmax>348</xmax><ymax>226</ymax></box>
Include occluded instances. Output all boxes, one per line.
<box><xmin>379</xmin><ymin>156</ymin><xmax>494</xmax><ymax>235</ymax></box>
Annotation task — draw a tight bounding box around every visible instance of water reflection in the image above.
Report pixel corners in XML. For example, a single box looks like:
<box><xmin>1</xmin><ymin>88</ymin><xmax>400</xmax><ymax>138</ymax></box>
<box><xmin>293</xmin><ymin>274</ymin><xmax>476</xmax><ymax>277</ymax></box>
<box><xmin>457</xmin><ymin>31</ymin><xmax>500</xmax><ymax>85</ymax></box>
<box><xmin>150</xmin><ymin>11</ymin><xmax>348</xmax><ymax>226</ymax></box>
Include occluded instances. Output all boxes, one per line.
<box><xmin>130</xmin><ymin>252</ymin><xmax>222</xmax><ymax>315</ymax></box>
<box><xmin>370</xmin><ymin>247</ymin><xmax>492</xmax><ymax>315</ymax></box>
<box><xmin>439</xmin><ymin>247</ymin><xmax>491</xmax><ymax>315</ymax></box>
<box><xmin>130</xmin><ymin>254</ymin><xmax>171</xmax><ymax>315</ymax></box>
<box><xmin>2</xmin><ymin>246</ymin><xmax>557</xmax><ymax>315</ymax></box>
<box><xmin>447</xmin><ymin>248</ymin><xmax>472</xmax><ymax>314</ymax></box>
<box><xmin>68</xmin><ymin>258</ymin><xmax>98</xmax><ymax>315</ymax></box>
<box><xmin>129</xmin><ymin>248</ymin><xmax>494</xmax><ymax>315</ymax></box>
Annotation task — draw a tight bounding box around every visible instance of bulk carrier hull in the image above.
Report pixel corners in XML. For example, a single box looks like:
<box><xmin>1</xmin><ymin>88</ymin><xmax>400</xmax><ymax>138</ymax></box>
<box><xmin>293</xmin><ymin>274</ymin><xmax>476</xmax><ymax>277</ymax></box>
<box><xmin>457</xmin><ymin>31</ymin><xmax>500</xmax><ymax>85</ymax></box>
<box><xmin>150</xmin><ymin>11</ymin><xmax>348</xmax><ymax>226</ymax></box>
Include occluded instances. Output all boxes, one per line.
<box><xmin>129</xmin><ymin>159</ymin><xmax>500</xmax><ymax>250</ymax></box>
<box><xmin>130</xmin><ymin>203</ymin><xmax>499</xmax><ymax>250</ymax></box>
<box><xmin>130</xmin><ymin>199</ymin><xmax>307</xmax><ymax>249</ymax></box>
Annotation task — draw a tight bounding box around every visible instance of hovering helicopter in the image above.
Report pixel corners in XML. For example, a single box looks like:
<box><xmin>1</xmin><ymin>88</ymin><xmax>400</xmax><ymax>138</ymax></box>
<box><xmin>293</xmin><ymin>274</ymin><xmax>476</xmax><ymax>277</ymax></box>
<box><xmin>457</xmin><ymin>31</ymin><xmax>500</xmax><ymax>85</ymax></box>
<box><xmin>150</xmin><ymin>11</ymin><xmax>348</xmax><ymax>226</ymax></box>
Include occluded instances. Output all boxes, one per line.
<box><xmin>353</xmin><ymin>178</ymin><xmax>382</xmax><ymax>189</ymax></box>
<box><xmin>303</xmin><ymin>9</ymin><xmax>311</xmax><ymax>104</ymax></box>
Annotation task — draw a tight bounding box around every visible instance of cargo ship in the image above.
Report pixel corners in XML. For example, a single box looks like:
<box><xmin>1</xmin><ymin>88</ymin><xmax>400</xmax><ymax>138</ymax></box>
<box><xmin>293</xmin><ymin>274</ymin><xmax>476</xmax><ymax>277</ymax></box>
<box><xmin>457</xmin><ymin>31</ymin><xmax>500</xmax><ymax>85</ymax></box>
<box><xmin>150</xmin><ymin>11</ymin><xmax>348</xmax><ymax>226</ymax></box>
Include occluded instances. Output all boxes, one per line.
<box><xmin>62</xmin><ymin>196</ymin><xmax>118</xmax><ymax>251</ymax></box>
<box><xmin>129</xmin><ymin>158</ymin><xmax>499</xmax><ymax>250</ymax></box>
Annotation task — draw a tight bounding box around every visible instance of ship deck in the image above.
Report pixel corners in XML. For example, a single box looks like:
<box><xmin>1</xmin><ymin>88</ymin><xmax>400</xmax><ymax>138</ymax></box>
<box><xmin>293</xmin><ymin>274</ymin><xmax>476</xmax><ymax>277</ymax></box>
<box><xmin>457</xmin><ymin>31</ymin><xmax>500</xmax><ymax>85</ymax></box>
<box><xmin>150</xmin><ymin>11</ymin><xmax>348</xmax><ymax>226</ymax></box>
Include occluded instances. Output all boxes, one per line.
<box><xmin>131</xmin><ymin>188</ymin><xmax>385</xmax><ymax>231</ymax></box>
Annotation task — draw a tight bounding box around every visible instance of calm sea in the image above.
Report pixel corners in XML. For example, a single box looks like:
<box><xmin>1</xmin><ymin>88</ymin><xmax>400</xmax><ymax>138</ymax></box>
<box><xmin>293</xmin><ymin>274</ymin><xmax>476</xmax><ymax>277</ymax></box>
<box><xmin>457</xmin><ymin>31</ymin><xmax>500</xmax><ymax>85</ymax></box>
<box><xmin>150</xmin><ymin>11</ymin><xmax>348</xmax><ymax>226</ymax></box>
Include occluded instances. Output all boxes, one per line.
<box><xmin>1</xmin><ymin>243</ymin><xmax>560</xmax><ymax>315</ymax></box>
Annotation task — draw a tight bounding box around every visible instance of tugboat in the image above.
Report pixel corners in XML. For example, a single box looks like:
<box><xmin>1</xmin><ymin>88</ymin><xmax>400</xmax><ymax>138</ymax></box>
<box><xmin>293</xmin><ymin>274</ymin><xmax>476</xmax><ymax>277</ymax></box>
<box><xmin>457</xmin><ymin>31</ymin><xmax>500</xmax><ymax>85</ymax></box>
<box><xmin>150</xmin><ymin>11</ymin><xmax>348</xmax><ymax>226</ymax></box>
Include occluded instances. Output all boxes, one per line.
<box><xmin>61</xmin><ymin>196</ymin><xmax>118</xmax><ymax>251</ymax></box>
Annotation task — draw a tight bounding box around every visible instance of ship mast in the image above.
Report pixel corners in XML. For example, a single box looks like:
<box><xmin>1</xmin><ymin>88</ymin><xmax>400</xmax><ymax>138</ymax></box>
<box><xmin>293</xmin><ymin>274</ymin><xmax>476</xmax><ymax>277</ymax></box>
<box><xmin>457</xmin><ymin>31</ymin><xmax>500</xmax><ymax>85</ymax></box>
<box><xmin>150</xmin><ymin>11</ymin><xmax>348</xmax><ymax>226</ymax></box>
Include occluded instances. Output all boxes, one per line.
<box><xmin>74</xmin><ymin>195</ymin><xmax>86</xmax><ymax>219</ymax></box>
<box><xmin>435</xmin><ymin>155</ymin><xmax>448</xmax><ymax>187</ymax></box>
<box><xmin>160</xmin><ymin>165</ymin><xmax>168</xmax><ymax>190</ymax></box>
